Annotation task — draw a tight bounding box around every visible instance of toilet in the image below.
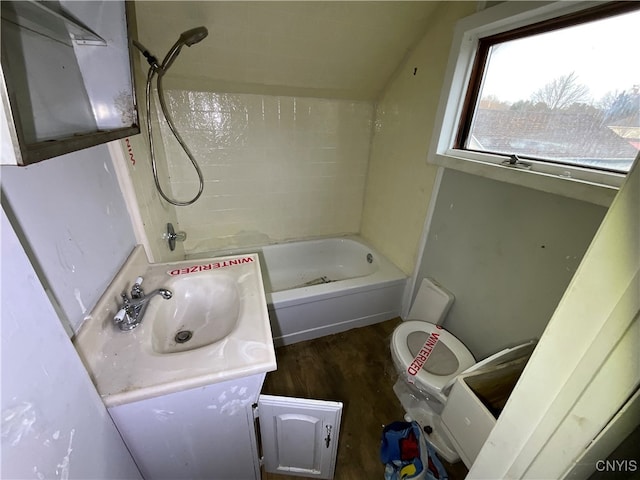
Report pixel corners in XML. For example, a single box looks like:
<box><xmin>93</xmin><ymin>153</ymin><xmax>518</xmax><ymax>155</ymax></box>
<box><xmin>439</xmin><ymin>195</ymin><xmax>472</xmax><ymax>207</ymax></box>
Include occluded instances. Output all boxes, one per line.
<box><xmin>391</xmin><ymin>278</ymin><xmax>537</xmax><ymax>465</ymax></box>
<box><xmin>390</xmin><ymin>278</ymin><xmax>475</xmax><ymax>463</ymax></box>
<box><xmin>391</xmin><ymin>278</ymin><xmax>475</xmax><ymax>402</ymax></box>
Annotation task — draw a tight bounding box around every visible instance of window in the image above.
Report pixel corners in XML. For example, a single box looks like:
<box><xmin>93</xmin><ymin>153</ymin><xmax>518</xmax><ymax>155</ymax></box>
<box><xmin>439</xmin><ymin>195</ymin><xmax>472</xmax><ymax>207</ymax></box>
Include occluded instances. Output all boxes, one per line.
<box><xmin>430</xmin><ymin>2</ymin><xmax>640</xmax><ymax>201</ymax></box>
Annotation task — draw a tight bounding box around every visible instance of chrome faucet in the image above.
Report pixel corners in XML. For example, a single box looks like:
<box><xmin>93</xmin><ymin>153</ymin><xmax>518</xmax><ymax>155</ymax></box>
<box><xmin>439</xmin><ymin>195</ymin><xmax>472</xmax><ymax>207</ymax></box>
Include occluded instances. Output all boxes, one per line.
<box><xmin>114</xmin><ymin>277</ymin><xmax>172</xmax><ymax>331</ymax></box>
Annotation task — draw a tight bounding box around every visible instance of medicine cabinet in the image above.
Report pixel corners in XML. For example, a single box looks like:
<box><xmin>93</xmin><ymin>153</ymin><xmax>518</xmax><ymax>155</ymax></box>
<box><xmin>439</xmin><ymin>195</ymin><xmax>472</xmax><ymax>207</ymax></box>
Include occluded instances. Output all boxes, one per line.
<box><xmin>1</xmin><ymin>0</ymin><xmax>139</xmax><ymax>165</ymax></box>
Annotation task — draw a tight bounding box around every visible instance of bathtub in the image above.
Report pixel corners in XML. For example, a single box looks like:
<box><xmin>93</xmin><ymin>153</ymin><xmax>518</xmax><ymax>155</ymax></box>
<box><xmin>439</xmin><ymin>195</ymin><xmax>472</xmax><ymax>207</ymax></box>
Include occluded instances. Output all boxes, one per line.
<box><xmin>188</xmin><ymin>236</ymin><xmax>407</xmax><ymax>346</ymax></box>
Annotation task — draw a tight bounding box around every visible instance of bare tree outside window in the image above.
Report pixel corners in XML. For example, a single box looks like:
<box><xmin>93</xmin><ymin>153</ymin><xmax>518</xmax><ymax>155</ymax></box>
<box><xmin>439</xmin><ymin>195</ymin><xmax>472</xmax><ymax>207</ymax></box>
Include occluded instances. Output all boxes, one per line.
<box><xmin>463</xmin><ymin>9</ymin><xmax>640</xmax><ymax>173</ymax></box>
<box><xmin>530</xmin><ymin>72</ymin><xmax>590</xmax><ymax>110</ymax></box>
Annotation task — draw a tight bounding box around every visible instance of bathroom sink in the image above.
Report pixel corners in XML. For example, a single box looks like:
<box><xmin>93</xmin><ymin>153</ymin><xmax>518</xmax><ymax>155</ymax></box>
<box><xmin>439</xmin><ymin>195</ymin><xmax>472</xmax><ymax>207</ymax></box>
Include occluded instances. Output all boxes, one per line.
<box><xmin>73</xmin><ymin>246</ymin><xmax>276</xmax><ymax>407</ymax></box>
<box><xmin>148</xmin><ymin>273</ymin><xmax>241</xmax><ymax>354</ymax></box>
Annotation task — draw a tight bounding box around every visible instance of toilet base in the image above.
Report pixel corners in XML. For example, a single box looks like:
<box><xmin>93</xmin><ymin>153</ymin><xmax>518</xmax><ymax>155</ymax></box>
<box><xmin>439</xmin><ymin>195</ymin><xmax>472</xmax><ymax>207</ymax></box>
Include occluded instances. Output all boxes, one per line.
<box><xmin>393</xmin><ymin>379</ymin><xmax>460</xmax><ymax>464</ymax></box>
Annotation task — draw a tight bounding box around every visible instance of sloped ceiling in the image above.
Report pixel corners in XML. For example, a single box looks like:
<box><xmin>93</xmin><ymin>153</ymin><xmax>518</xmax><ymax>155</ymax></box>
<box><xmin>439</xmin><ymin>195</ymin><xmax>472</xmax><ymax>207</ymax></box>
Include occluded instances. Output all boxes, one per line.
<box><xmin>132</xmin><ymin>1</ymin><xmax>443</xmax><ymax>100</ymax></box>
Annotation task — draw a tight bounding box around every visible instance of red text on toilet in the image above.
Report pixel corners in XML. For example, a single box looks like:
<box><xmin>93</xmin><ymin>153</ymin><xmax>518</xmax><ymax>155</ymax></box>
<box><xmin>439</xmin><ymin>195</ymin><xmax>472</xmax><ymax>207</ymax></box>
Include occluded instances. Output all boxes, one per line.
<box><xmin>407</xmin><ymin>331</ymin><xmax>441</xmax><ymax>377</ymax></box>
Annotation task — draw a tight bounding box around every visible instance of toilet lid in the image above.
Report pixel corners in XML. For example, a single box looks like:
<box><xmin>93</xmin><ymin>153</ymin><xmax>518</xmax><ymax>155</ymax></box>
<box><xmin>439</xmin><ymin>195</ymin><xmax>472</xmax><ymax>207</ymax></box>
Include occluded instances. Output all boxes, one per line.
<box><xmin>392</xmin><ymin>321</ymin><xmax>475</xmax><ymax>395</ymax></box>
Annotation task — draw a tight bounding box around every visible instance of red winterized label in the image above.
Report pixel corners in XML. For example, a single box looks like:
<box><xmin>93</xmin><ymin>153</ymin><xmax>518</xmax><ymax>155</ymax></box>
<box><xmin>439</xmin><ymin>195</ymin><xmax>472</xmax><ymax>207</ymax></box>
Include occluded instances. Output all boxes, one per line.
<box><xmin>167</xmin><ymin>256</ymin><xmax>254</xmax><ymax>276</ymax></box>
<box><xmin>407</xmin><ymin>331</ymin><xmax>441</xmax><ymax>378</ymax></box>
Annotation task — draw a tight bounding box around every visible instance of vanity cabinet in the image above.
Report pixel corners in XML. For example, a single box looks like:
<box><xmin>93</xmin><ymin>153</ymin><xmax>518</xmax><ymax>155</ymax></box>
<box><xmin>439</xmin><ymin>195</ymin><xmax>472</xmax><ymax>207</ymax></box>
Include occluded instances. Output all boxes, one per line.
<box><xmin>108</xmin><ymin>374</ymin><xmax>342</xmax><ymax>480</ymax></box>
<box><xmin>77</xmin><ymin>247</ymin><xmax>343</xmax><ymax>478</ymax></box>
<box><xmin>109</xmin><ymin>374</ymin><xmax>264</xmax><ymax>480</ymax></box>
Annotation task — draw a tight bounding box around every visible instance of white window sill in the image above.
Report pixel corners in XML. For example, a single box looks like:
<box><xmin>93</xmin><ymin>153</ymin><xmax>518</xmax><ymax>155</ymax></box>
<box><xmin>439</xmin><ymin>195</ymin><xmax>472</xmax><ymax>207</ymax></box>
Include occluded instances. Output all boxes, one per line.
<box><xmin>430</xmin><ymin>151</ymin><xmax>621</xmax><ymax>207</ymax></box>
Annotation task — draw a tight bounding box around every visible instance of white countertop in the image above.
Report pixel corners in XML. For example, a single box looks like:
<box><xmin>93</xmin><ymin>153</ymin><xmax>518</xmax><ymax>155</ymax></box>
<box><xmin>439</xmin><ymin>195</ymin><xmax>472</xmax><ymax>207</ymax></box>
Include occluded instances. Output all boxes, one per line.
<box><xmin>73</xmin><ymin>246</ymin><xmax>277</xmax><ymax>407</ymax></box>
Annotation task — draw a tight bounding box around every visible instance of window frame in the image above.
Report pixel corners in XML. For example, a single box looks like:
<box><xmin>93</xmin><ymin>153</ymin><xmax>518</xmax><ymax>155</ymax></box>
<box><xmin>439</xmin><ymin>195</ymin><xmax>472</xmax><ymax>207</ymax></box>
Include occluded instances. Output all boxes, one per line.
<box><xmin>428</xmin><ymin>1</ymin><xmax>637</xmax><ymax>206</ymax></box>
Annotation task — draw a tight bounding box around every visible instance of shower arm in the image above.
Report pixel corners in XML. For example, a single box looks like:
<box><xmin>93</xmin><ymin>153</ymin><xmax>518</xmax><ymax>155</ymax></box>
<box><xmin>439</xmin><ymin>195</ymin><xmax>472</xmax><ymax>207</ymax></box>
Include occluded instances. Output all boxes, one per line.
<box><xmin>133</xmin><ymin>38</ymin><xmax>184</xmax><ymax>74</ymax></box>
<box><xmin>132</xmin><ymin>39</ymin><xmax>160</xmax><ymax>71</ymax></box>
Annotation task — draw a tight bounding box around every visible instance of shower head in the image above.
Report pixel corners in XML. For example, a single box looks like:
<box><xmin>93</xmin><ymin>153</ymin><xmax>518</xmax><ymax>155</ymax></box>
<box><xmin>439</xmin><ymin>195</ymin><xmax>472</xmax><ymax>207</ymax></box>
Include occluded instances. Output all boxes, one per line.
<box><xmin>159</xmin><ymin>26</ymin><xmax>209</xmax><ymax>73</ymax></box>
<box><xmin>179</xmin><ymin>27</ymin><xmax>208</xmax><ymax>47</ymax></box>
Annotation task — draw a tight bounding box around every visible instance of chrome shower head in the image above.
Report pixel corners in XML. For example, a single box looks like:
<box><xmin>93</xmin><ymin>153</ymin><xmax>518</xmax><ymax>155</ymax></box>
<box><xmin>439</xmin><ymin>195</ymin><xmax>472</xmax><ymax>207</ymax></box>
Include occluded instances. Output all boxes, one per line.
<box><xmin>159</xmin><ymin>26</ymin><xmax>209</xmax><ymax>73</ymax></box>
<box><xmin>179</xmin><ymin>27</ymin><xmax>208</xmax><ymax>47</ymax></box>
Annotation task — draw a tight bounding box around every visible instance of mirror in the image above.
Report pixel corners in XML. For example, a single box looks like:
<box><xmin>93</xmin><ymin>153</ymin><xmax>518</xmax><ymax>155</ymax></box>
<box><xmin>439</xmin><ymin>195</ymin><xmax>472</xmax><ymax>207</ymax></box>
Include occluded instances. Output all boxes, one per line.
<box><xmin>1</xmin><ymin>0</ymin><xmax>139</xmax><ymax>165</ymax></box>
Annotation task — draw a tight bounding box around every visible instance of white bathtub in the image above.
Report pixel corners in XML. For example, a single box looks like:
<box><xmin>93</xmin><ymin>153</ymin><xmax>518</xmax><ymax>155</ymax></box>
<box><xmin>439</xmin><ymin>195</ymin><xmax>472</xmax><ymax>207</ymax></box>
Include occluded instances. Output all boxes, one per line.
<box><xmin>188</xmin><ymin>236</ymin><xmax>407</xmax><ymax>346</ymax></box>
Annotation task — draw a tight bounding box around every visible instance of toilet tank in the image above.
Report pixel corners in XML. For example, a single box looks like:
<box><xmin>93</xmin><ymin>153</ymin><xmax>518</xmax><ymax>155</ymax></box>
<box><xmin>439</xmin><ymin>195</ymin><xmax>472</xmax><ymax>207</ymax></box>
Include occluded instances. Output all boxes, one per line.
<box><xmin>408</xmin><ymin>278</ymin><xmax>455</xmax><ymax>325</ymax></box>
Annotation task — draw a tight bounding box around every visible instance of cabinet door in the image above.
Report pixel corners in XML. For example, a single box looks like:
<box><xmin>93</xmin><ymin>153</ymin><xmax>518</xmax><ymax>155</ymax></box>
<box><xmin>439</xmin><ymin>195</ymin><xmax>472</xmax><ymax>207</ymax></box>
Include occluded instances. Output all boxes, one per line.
<box><xmin>258</xmin><ymin>395</ymin><xmax>342</xmax><ymax>479</ymax></box>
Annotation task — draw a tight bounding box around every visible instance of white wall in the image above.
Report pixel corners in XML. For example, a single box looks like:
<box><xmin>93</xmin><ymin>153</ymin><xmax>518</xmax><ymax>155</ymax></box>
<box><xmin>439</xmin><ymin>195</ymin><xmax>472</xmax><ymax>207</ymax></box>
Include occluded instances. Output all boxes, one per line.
<box><xmin>469</xmin><ymin>159</ymin><xmax>639</xmax><ymax>479</ymax></box>
<box><xmin>125</xmin><ymin>1</ymin><xmax>478</xmax><ymax>266</ymax></box>
<box><xmin>416</xmin><ymin>169</ymin><xmax>606</xmax><ymax>359</ymax></box>
<box><xmin>360</xmin><ymin>1</ymin><xmax>477</xmax><ymax>274</ymax></box>
<box><xmin>157</xmin><ymin>91</ymin><xmax>373</xmax><ymax>253</ymax></box>
<box><xmin>1</xmin><ymin>208</ymin><xmax>141</xmax><ymax>480</ymax></box>
<box><xmin>1</xmin><ymin>144</ymin><xmax>137</xmax><ymax>332</ymax></box>
<box><xmin>132</xmin><ymin>1</ymin><xmax>440</xmax><ymax>101</ymax></box>
<box><xmin>109</xmin><ymin>134</ymin><xmax>184</xmax><ymax>264</ymax></box>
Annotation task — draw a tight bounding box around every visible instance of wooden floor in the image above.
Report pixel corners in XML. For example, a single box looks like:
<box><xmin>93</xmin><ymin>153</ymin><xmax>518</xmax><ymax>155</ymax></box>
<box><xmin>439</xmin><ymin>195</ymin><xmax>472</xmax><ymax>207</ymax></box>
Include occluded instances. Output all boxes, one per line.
<box><xmin>261</xmin><ymin>318</ymin><xmax>468</xmax><ymax>480</ymax></box>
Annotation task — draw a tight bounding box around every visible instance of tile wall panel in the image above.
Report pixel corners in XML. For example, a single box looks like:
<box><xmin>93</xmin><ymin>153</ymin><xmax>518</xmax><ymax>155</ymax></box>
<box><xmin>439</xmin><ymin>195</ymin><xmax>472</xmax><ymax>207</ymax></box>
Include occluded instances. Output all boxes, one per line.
<box><xmin>155</xmin><ymin>91</ymin><xmax>373</xmax><ymax>253</ymax></box>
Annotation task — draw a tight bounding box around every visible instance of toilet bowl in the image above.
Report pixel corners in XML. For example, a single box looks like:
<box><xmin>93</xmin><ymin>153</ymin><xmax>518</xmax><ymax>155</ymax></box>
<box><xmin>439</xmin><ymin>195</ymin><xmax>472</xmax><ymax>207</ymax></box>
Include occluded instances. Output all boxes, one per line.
<box><xmin>391</xmin><ymin>320</ymin><xmax>475</xmax><ymax>404</ymax></box>
<box><xmin>391</xmin><ymin>278</ymin><xmax>475</xmax><ymax>403</ymax></box>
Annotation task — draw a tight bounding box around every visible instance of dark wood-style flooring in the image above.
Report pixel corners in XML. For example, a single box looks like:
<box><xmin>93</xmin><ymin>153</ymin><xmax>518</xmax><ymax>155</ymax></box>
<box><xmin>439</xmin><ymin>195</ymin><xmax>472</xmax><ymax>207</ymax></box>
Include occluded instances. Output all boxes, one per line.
<box><xmin>261</xmin><ymin>318</ymin><xmax>468</xmax><ymax>480</ymax></box>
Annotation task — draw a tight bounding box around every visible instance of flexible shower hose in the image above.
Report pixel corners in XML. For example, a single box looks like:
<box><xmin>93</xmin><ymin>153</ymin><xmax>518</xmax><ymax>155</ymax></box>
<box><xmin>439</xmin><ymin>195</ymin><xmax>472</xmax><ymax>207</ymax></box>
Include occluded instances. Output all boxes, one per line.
<box><xmin>144</xmin><ymin>67</ymin><xmax>204</xmax><ymax>206</ymax></box>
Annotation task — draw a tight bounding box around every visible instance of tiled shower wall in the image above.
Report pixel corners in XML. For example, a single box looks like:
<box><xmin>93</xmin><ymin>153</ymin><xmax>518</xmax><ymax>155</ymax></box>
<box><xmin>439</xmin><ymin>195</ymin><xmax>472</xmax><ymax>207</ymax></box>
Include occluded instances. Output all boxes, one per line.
<box><xmin>157</xmin><ymin>91</ymin><xmax>373</xmax><ymax>254</ymax></box>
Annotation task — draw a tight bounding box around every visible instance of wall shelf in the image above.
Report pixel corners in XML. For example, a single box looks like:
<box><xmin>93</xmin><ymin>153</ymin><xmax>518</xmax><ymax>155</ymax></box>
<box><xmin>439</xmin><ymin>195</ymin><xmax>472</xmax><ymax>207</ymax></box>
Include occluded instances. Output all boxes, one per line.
<box><xmin>1</xmin><ymin>1</ymin><xmax>106</xmax><ymax>47</ymax></box>
<box><xmin>0</xmin><ymin>0</ymin><xmax>138</xmax><ymax>166</ymax></box>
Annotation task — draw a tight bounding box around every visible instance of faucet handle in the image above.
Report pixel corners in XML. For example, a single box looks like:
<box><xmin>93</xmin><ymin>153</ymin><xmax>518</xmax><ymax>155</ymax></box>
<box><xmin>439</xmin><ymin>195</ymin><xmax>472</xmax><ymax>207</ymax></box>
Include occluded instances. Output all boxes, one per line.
<box><xmin>114</xmin><ymin>308</ymin><xmax>127</xmax><ymax>326</ymax></box>
<box><xmin>131</xmin><ymin>277</ymin><xmax>144</xmax><ymax>298</ymax></box>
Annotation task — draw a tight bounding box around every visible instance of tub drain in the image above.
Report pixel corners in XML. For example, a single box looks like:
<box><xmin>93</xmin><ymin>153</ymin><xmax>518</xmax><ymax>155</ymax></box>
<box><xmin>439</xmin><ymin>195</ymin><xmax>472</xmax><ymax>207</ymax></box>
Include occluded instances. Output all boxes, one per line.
<box><xmin>174</xmin><ymin>330</ymin><xmax>193</xmax><ymax>344</ymax></box>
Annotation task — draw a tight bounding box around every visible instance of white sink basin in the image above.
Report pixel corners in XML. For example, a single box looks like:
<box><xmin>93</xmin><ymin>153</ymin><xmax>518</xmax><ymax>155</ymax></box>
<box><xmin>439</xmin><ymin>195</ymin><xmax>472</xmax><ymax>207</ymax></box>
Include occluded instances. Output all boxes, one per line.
<box><xmin>74</xmin><ymin>246</ymin><xmax>276</xmax><ymax>407</ymax></box>
<box><xmin>149</xmin><ymin>273</ymin><xmax>240</xmax><ymax>354</ymax></box>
